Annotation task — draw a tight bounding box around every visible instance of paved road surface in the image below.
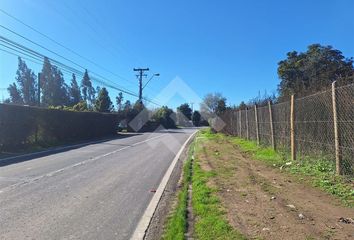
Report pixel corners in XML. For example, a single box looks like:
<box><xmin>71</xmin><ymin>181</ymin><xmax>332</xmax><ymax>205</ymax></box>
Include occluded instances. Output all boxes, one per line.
<box><xmin>0</xmin><ymin>128</ymin><xmax>196</xmax><ymax>240</ymax></box>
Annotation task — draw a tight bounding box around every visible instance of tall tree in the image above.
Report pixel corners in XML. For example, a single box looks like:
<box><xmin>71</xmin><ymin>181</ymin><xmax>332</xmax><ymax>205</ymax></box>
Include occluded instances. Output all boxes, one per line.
<box><xmin>7</xmin><ymin>83</ymin><xmax>23</xmax><ymax>104</ymax></box>
<box><xmin>200</xmin><ymin>93</ymin><xmax>227</xmax><ymax>117</ymax></box>
<box><xmin>81</xmin><ymin>69</ymin><xmax>95</xmax><ymax>106</ymax></box>
<box><xmin>68</xmin><ymin>73</ymin><xmax>81</xmax><ymax>106</ymax></box>
<box><xmin>278</xmin><ymin>44</ymin><xmax>354</xmax><ymax>100</ymax></box>
<box><xmin>94</xmin><ymin>87</ymin><xmax>113</xmax><ymax>112</ymax></box>
<box><xmin>116</xmin><ymin>92</ymin><xmax>124</xmax><ymax>112</ymax></box>
<box><xmin>14</xmin><ymin>57</ymin><xmax>37</xmax><ymax>105</ymax></box>
<box><xmin>123</xmin><ymin>100</ymin><xmax>132</xmax><ymax>111</ymax></box>
<box><xmin>192</xmin><ymin>110</ymin><xmax>201</xmax><ymax>126</ymax></box>
<box><xmin>177</xmin><ymin>103</ymin><xmax>193</xmax><ymax>120</ymax></box>
<box><xmin>40</xmin><ymin>57</ymin><xmax>69</xmax><ymax>106</ymax></box>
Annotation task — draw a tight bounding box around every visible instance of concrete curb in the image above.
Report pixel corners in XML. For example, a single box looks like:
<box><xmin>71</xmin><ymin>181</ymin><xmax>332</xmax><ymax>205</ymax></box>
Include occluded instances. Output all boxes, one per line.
<box><xmin>130</xmin><ymin>130</ymin><xmax>197</xmax><ymax>240</ymax></box>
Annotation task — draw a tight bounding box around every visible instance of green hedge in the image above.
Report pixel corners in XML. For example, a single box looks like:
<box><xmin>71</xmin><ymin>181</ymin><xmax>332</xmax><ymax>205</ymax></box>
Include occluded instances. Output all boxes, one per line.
<box><xmin>0</xmin><ymin>104</ymin><xmax>122</xmax><ymax>151</ymax></box>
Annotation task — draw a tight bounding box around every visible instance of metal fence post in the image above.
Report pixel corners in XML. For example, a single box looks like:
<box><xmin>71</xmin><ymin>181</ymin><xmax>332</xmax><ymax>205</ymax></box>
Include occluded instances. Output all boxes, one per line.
<box><xmin>254</xmin><ymin>105</ymin><xmax>259</xmax><ymax>145</ymax></box>
<box><xmin>332</xmin><ymin>81</ymin><xmax>342</xmax><ymax>175</ymax></box>
<box><xmin>268</xmin><ymin>101</ymin><xmax>275</xmax><ymax>150</ymax></box>
<box><xmin>290</xmin><ymin>95</ymin><xmax>296</xmax><ymax>161</ymax></box>
<box><xmin>245</xmin><ymin>108</ymin><xmax>249</xmax><ymax>140</ymax></box>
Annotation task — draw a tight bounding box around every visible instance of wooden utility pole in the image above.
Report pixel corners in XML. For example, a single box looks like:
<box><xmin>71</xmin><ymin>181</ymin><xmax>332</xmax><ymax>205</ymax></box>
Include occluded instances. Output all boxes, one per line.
<box><xmin>268</xmin><ymin>101</ymin><xmax>275</xmax><ymax>150</ymax></box>
<box><xmin>332</xmin><ymin>81</ymin><xmax>342</xmax><ymax>175</ymax></box>
<box><xmin>133</xmin><ymin>68</ymin><xmax>149</xmax><ymax>104</ymax></box>
<box><xmin>290</xmin><ymin>95</ymin><xmax>296</xmax><ymax>161</ymax></box>
<box><xmin>255</xmin><ymin>105</ymin><xmax>259</xmax><ymax>145</ymax></box>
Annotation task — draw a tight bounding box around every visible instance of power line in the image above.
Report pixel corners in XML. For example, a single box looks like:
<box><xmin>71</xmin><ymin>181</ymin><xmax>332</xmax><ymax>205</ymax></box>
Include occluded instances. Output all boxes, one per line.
<box><xmin>0</xmin><ymin>26</ymin><xmax>140</xmax><ymax>96</ymax></box>
<box><xmin>0</xmin><ymin>24</ymin><xmax>161</xmax><ymax>103</ymax></box>
<box><xmin>48</xmin><ymin>2</ymin><xmax>161</xmax><ymax>96</ymax></box>
<box><xmin>0</xmin><ymin>8</ymin><xmax>162</xmax><ymax>97</ymax></box>
<box><xmin>0</xmin><ymin>8</ymin><xmax>137</xmax><ymax>86</ymax></box>
<box><xmin>0</xmin><ymin>35</ymin><xmax>161</xmax><ymax>106</ymax></box>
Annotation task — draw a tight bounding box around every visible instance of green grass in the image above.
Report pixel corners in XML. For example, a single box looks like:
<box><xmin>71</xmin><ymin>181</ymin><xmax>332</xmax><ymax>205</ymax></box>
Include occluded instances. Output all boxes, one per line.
<box><xmin>192</xmin><ymin>162</ymin><xmax>246</xmax><ymax>240</ymax></box>
<box><xmin>163</xmin><ymin>131</ymin><xmax>247</xmax><ymax>240</ymax></box>
<box><xmin>232</xmin><ymin>137</ymin><xmax>354</xmax><ymax>207</ymax></box>
<box><xmin>162</xmin><ymin>143</ymin><xmax>193</xmax><ymax>240</ymax></box>
<box><xmin>192</xmin><ymin>131</ymin><xmax>246</xmax><ymax>240</ymax></box>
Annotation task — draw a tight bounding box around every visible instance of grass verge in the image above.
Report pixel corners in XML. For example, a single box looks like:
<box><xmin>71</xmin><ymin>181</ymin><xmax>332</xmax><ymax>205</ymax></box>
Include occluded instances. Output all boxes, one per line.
<box><xmin>192</xmin><ymin>162</ymin><xmax>246</xmax><ymax>240</ymax></box>
<box><xmin>192</xmin><ymin>130</ymin><xmax>246</xmax><ymax>240</ymax></box>
<box><xmin>163</xmin><ymin>130</ymin><xmax>246</xmax><ymax>239</ymax></box>
<box><xmin>232</xmin><ymin>137</ymin><xmax>354</xmax><ymax>207</ymax></box>
<box><xmin>162</xmin><ymin>143</ymin><xmax>193</xmax><ymax>240</ymax></box>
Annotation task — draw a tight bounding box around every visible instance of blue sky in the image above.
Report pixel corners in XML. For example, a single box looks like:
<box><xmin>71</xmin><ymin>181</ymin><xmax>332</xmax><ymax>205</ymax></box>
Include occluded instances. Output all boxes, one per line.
<box><xmin>0</xmin><ymin>0</ymin><xmax>353</xmax><ymax>109</ymax></box>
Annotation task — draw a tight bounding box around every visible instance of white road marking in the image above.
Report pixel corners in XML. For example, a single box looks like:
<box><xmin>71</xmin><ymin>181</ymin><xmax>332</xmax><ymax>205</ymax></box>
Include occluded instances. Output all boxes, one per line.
<box><xmin>0</xmin><ymin>134</ymin><xmax>166</xmax><ymax>193</ymax></box>
<box><xmin>130</xmin><ymin>130</ymin><xmax>197</xmax><ymax>240</ymax></box>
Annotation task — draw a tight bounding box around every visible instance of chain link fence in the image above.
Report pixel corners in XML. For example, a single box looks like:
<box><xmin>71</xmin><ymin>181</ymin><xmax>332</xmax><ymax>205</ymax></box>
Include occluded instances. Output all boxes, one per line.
<box><xmin>220</xmin><ymin>83</ymin><xmax>354</xmax><ymax>175</ymax></box>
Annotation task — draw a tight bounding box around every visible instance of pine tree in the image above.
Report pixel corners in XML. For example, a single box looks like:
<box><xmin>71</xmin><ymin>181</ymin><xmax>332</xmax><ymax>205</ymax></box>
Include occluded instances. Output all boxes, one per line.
<box><xmin>7</xmin><ymin>83</ymin><xmax>23</xmax><ymax>104</ymax></box>
<box><xmin>81</xmin><ymin>69</ymin><xmax>95</xmax><ymax>107</ymax></box>
<box><xmin>116</xmin><ymin>92</ymin><xmax>124</xmax><ymax>112</ymax></box>
<box><xmin>94</xmin><ymin>87</ymin><xmax>113</xmax><ymax>112</ymax></box>
<box><xmin>69</xmin><ymin>73</ymin><xmax>81</xmax><ymax>106</ymax></box>
<box><xmin>40</xmin><ymin>57</ymin><xmax>53</xmax><ymax>106</ymax></box>
<box><xmin>15</xmin><ymin>57</ymin><xmax>37</xmax><ymax>105</ymax></box>
<box><xmin>40</xmin><ymin>57</ymin><xmax>69</xmax><ymax>106</ymax></box>
<box><xmin>52</xmin><ymin>66</ymin><xmax>69</xmax><ymax>106</ymax></box>
<box><xmin>123</xmin><ymin>100</ymin><xmax>132</xmax><ymax>111</ymax></box>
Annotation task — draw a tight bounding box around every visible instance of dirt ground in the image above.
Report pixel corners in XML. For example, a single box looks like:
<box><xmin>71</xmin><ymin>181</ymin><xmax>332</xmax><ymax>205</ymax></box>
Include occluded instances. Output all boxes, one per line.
<box><xmin>196</xmin><ymin>137</ymin><xmax>354</xmax><ymax>240</ymax></box>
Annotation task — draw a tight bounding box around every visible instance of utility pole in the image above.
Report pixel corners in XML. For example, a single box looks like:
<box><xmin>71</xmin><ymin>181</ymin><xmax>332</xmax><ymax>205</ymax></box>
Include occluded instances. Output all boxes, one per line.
<box><xmin>38</xmin><ymin>72</ymin><xmax>41</xmax><ymax>107</ymax></box>
<box><xmin>133</xmin><ymin>68</ymin><xmax>149</xmax><ymax>104</ymax></box>
<box><xmin>190</xmin><ymin>102</ymin><xmax>194</xmax><ymax>112</ymax></box>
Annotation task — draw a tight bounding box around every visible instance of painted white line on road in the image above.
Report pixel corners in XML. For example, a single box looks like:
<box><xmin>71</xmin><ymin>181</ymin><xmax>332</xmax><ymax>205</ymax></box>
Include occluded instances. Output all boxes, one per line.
<box><xmin>0</xmin><ymin>138</ymin><xmax>121</xmax><ymax>163</ymax></box>
<box><xmin>130</xmin><ymin>130</ymin><xmax>197</xmax><ymax>240</ymax></box>
<box><xmin>0</xmin><ymin>134</ymin><xmax>167</xmax><ymax>193</ymax></box>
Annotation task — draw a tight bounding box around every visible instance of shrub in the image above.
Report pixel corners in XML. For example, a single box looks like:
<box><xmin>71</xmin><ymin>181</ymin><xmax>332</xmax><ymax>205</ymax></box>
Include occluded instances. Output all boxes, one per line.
<box><xmin>0</xmin><ymin>104</ymin><xmax>123</xmax><ymax>151</ymax></box>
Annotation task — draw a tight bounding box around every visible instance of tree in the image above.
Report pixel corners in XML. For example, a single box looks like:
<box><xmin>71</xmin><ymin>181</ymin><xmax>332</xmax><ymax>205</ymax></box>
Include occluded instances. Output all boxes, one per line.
<box><xmin>15</xmin><ymin>57</ymin><xmax>37</xmax><ymax>105</ymax></box>
<box><xmin>116</xmin><ymin>92</ymin><xmax>124</xmax><ymax>112</ymax></box>
<box><xmin>238</xmin><ymin>101</ymin><xmax>247</xmax><ymax>110</ymax></box>
<box><xmin>177</xmin><ymin>103</ymin><xmax>192</xmax><ymax>120</ymax></box>
<box><xmin>69</xmin><ymin>74</ymin><xmax>81</xmax><ymax>106</ymax></box>
<box><xmin>152</xmin><ymin>106</ymin><xmax>176</xmax><ymax>129</ymax></box>
<box><xmin>123</xmin><ymin>100</ymin><xmax>132</xmax><ymax>111</ymax></box>
<box><xmin>200</xmin><ymin>93</ymin><xmax>227</xmax><ymax>118</ymax></box>
<box><xmin>40</xmin><ymin>57</ymin><xmax>69</xmax><ymax>106</ymax></box>
<box><xmin>7</xmin><ymin>83</ymin><xmax>23</xmax><ymax>104</ymax></box>
<box><xmin>94</xmin><ymin>87</ymin><xmax>113</xmax><ymax>112</ymax></box>
<box><xmin>216</xmin><ymin>98</ymin><xmax>226</xmax><ymax>115</ymax></box>
<box><xmin>278</xmin><ymin>44</ymin><xmax>354</xmax><ymax>100</ymax></box>
<box><xmin>81</xmin><ymin>69</ymin><xmax>95</xmax><ymax>107</ymax></box>
<box><xmin>192</xmin><ymin>110</ymin><xmax>201</xmax><ymax>126</ymax></box>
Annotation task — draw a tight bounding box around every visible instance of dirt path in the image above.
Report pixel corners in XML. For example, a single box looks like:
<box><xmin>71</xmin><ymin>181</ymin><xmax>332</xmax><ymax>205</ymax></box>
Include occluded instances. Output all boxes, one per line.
<box><xmin>196</xmin><ymin>137</ymin><xmax>354</xmax><ymax>240</ymax></box>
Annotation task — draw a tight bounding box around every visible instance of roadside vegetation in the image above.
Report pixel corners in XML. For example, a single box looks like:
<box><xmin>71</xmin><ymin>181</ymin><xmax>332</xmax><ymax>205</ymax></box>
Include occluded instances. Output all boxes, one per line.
<box><xmin>163</xmin><ymin>131</ymin><xmax>246</xmax><ymax>240</ymax></box>
<box><xmin>163</xmin><ymin>144</ymin><xmax>193</xmax><ymax>240</ymax></box>
<box><xmin>192</xmin><ymin>152</ymin><xmax>246</xmax><ymax>240</ymax></box>
<box><xmin>232</xmin><ymin>138</ymin><xmax>354</xmax><ymax>207</ymax></box>
<box><xmin>164</xmin><ymin>128</ymin><xmax>353</xmax><ymax>239</ymax></box>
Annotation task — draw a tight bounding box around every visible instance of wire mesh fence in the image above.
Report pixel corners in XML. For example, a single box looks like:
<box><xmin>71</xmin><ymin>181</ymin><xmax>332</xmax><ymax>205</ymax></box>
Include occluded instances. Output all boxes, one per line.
<box><xmin>220</xmin><ymin>83</ymin><xmax>354</xmax><ymax>176</ymax></box>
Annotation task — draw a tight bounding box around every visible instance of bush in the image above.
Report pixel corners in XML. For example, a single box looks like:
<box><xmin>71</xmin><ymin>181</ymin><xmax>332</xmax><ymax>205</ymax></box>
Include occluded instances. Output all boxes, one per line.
<box><xmin>152</xmin><ymin>106</ymin><xmax>177</xmax><ymax>129</ymax></box>
<box><xmin>0</xmin><ymin>104</ymin><xmax>123</xmax><ymax>151</ymax></box>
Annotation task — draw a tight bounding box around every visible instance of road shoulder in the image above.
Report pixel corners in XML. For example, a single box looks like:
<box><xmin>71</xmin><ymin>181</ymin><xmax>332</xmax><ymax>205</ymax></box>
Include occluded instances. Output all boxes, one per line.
<box><xmin>132</xmin><ymin>131</ymin><xmax>197</xmax><ymax>240</ymax></box>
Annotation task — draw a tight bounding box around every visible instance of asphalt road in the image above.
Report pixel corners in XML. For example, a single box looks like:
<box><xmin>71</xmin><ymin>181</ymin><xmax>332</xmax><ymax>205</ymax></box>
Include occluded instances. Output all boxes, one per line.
<box><xmin>0</xmin><ymin>128</ymin><xmax>196</xmax><ymax>240</ymax></box>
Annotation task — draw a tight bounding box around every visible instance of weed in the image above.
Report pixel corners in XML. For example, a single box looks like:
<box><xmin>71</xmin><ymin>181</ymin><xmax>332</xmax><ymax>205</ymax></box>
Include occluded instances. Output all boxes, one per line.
<box><xmin>231</xmin><ymin>136</ymin><xmax>353</xmax><ymax>207</ymax></box>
